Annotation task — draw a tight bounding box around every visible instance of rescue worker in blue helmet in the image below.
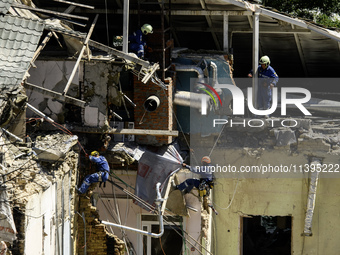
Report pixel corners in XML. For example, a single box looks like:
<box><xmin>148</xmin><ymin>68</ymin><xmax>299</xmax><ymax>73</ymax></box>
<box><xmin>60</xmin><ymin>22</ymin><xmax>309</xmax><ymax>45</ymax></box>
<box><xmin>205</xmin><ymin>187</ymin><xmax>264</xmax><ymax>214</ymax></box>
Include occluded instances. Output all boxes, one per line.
<box><xmin>77</xmin><ymin>151</ymin><xmax>110</xmax><ymax>194</ymax></box>
<box><xmin>128</xmin><ymin>24</ymin><xmax>153</xmax><ymax>59</ymax></box>
<box><xmin>248</xmin><ymin>55</ymin><xmax>279</xmax><ymax>110</ymax></box>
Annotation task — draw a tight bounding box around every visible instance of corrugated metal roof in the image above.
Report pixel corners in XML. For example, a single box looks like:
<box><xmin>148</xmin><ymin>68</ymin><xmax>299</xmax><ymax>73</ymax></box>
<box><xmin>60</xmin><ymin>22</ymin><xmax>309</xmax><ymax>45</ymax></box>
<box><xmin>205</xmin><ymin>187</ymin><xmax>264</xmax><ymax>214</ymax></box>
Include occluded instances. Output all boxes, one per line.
<box><xmin>0</xmin><ymin>15</ymin><xmax>44</xmax><ymax>93</ymax></box>
<box><xmin>0</xmin><ymin>0</ymin><xmax>13</xmax><ymax>15</ymax></box>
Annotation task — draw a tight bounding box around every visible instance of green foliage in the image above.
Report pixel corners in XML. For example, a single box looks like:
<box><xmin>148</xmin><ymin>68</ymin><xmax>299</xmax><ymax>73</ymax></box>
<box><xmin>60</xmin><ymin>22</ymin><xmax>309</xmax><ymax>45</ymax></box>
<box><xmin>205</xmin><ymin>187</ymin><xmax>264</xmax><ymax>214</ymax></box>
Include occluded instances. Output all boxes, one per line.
<box><xmin>261</xmin><ymin>0</ymin><xmax>340</xmax><ymax>28</ymax></box>
<box><xmin>315</xmin><ymin>14</ymin><xmax>340</xmax><ymax>28</ymax></box>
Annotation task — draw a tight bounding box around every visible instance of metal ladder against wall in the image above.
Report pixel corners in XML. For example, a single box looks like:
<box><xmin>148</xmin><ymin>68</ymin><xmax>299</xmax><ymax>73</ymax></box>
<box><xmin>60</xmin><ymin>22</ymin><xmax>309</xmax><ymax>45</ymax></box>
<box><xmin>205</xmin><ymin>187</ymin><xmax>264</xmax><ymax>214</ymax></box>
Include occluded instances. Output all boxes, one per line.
<box><xmin>137</xmin><ymin>0</ymin><xmax>173</xmax><ymax>81</ymax></box>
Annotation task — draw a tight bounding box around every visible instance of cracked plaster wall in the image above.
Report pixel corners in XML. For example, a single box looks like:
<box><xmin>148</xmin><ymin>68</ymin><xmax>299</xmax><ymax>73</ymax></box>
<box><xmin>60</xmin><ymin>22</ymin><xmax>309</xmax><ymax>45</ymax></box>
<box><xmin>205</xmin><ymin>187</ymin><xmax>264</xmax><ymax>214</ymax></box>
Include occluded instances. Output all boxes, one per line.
<box><xmin>27</xmin><ymin>60</ymin><xmax>123</xmax><ymax>129</ymax></box>
<box><xmin>208</xmin><ymin>121</ymin><xmax>340</xmax><ymax>254</ymax></box>
<box><xmin>83</xmin><ymin>62</ymin><xmax>123</xmax><ymax>128</ymax></box>
<box><xmin>27</xmin><ymin>61</ymin><xmax>80</xmax><ymax>123</ymax></box>
<box><xmin>0</xmin><ymin>131</ymin><xmax>79</xmax><ymax>254</ymax></box>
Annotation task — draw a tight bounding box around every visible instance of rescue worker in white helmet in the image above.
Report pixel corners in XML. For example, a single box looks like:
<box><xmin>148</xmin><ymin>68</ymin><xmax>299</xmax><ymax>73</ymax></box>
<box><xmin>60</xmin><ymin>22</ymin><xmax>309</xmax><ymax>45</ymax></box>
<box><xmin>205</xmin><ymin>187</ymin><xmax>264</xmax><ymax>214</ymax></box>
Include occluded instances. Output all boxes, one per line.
<box><xmin>173</xmin><ymin>156</ymin><xmax>214</xmax><ymax>197</ymax></box>
<box><xmin>128</xmin><ymin>24</ymin><xmax>153</xmax><ymax>59</ymax></box>
<box><xmin>248</xmin><ymin>55</ymin><xmax>279</xmax><ymax>111</ymax></box>
<box><xmin>76</xmin><ymin>151</ymin><xmax>110</xmax><ymax>194</ymax></box>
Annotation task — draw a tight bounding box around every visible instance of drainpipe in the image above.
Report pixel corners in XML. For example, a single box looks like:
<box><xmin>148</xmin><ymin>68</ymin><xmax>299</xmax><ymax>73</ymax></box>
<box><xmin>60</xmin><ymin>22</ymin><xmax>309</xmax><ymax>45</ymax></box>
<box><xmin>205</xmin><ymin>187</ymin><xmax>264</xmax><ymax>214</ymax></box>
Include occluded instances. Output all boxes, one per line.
<box><xmin>69</xmin><ymin>170</ymin><xmax>73</xmax><ymax>255</ymax></box>
<box><xmin>252</xmin><ymin>10</ymin><xmax>260</xmax><ymax>109</ymax></box>
<box><xmin>122</xmin><ymin>0</ymin><xmax>129</xmax><ymax>53</ymax></box>
<box><xmin>61</xmin><ymin>177</ymin><xmax>64</xmax><ymax>255</ymax></box>
<box><xmin>101</xmin><ymin>183</ymin><xmax>164</xmax><ymax>238</ymax></box>
<box><xmin>173</xmin><ymin>65</ymin><xmax>207</xmax><ymax>110</ymax></box>
<box><xmin>174</xmin><ymin>91</ymin><xmax>209</xmax><ymax>109</ymax></box>
<box><xmin>303</xmin><ymin>158</ymin><xmax>321</xmax><ymax>236</ymax></box>
<box><xmin>174</xmin><ymin>65</ymin><xmax>205</xmax><ymax>84</ymax></box>
<box><xmin>210</xmin><ymin>61</ymin><xmax>218</xmax><ymax>86</ymax></box>
<box><xmin>55</xmin><ymin>178</ymin><xmax>61</xmax><ymax>255</ymax></box>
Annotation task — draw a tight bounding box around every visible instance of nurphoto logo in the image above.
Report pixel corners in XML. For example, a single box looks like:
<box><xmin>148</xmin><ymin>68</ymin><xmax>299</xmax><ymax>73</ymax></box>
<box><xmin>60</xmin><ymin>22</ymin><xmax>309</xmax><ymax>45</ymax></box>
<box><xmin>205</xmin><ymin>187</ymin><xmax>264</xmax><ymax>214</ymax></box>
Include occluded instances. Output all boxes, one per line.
<box><xmin>201</xmin><ymin>84</ymin><xmax>312</xmax><ymax>117</ymax></box>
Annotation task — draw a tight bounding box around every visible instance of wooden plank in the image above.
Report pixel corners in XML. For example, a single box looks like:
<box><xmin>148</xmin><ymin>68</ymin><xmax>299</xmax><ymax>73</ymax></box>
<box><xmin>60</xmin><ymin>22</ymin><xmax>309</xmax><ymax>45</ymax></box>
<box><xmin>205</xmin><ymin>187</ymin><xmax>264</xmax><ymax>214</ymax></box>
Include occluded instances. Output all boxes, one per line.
<box><xmin>200</xmin><ymin>0</ymin><xmax>221</xmax><ymax>50</ymax></box>
<box><xmin>30</xmin><ymin>5</ymin><xmax>78</xmax><ymax>69</ymax></box>
<box><xmin>62</xmin><ymin>14</ymin><xmax>99</xmax><ymax>95</ymax></box>
<box><xmin>70</xmin><ymin>126</ymin><xmax>179</xmax><ymax>136</ymax></box>
<box><xmin>53</xmin><ymin>0</ymin><xmax>94</xmax><ymax>9</ymax></box>
<box><xmin>11</xmin><ymin>2</ymin><xmax>89</xmax><ymax>21</ymax></box>
<box><xmin>24</xmin><ymin>82</ymin><xmax>86</xmax><ymax>108</ymax></box>
<box><xmin>292</xmin><ymin>24</ymin><xmax>308</xmax><ymax>76</ymax></box>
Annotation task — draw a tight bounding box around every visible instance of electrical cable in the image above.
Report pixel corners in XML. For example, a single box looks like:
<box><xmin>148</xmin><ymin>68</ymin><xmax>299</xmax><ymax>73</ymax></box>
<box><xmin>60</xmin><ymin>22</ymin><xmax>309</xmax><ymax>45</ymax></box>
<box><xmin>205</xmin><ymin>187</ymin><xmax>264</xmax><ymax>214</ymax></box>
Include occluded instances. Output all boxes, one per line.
<box><xmin>212</xmin><ymin>179</ymin><xmax>239</xmax><ymax>210</ymax></box>
<box><xmin>159</xmin><ymin>236</ymin><xmax>167</xmax><ymax>255</ymax></box>
<box><xmin>110</xmin><ymin>171</ymin><xmax>135</xmax><ymax>190</ymax></box>
<box><xmin>208</xmin><ymin>123</ymin><xmax>226</xmax><ymax>158</ymax></box>
<box><xmin>97</xmin><ymin>186</ymin><xmax>137</xmax><ymax>255</ymax></box>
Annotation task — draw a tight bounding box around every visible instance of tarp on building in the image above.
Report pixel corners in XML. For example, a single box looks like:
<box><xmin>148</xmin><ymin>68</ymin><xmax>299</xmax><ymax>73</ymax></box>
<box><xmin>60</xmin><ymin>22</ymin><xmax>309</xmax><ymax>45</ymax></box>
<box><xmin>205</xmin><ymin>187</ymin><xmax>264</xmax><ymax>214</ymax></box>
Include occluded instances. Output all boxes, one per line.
<box><xmin>134</xmin><ymin>144</ymin><xmax>183</xmax><ymax>210</ymax></box>
<box><xmin>0</xmin><ymin>189</ymin><xmax>17</xmax><ymax>243</ymax></box>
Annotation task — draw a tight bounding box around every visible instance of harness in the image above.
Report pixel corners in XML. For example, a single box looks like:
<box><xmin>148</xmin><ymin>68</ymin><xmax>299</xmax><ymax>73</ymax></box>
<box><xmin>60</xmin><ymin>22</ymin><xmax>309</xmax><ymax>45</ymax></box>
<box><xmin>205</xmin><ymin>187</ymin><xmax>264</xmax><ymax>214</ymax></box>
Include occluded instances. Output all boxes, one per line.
<box><xmin>97</xmin><ymin>171</ymin><xmax>107</xmax><ymax>188</ymax></box>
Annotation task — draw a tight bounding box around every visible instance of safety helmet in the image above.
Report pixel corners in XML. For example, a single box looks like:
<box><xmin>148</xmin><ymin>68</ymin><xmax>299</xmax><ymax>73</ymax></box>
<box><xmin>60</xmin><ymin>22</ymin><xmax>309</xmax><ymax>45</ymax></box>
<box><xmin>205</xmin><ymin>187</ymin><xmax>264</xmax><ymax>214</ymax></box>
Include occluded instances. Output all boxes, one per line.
<box><xmin>259</xmin><ymin>55</ymin><xmax>270</xmax><ymax>68</ymax></box>
<box><xmin>201</xmin><ymin>156</ymin><xmax>211</xmax><ymax>164</ymax></box>
<box><xmin>141</xmin><ymin>24</ymin><xmax>153</xmax><ymax>35</ymax></box>
<box><xmin>91</xmin><ymin>151</ymin><xmax>99</xmax><ymax>156</ymax></box>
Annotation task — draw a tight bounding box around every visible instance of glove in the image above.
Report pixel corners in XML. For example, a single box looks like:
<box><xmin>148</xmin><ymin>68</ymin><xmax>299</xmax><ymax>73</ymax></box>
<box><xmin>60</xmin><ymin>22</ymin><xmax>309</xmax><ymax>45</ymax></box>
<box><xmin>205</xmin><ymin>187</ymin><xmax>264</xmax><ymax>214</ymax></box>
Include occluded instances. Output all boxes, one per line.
<box><xmin>85</xmin><ymin>153</ymin><xmax>89</xmax><ymax>158</ymax></box>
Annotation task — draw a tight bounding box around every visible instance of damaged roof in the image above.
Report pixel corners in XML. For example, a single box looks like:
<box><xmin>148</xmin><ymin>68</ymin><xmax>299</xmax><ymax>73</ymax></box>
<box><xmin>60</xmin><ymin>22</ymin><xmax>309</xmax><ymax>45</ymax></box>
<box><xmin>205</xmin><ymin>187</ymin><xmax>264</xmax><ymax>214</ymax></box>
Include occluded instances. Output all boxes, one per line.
<box><xmin>0</xmin><ymin>0</ymin><xmax>13</xmax><ymax>15</ymax></box>
<box><xmin>34</xmin><ymin>0</ymin><xmax>340</xmax><ymax>78</ymax></box>
<box><xmin>0</xmin><ymin>15</ymin><xmax>44</xmax><ymax>93</ymax></box>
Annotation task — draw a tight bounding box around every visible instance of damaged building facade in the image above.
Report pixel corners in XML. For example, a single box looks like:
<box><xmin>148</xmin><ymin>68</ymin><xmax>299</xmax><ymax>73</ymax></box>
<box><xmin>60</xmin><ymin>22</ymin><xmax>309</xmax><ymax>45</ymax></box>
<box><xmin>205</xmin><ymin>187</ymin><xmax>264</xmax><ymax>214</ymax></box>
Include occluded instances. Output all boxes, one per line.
<box><xmin>1</xmin><ymin>0</ymin><xmax>340</xmax><ymax>254</ymax></box>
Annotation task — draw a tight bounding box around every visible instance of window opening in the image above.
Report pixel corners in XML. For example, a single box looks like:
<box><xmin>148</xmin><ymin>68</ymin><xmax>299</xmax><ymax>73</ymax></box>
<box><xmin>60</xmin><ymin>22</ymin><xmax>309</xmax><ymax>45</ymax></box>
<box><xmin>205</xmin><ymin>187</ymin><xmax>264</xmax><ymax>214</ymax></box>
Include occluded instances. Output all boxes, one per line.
<box><xmin>242</xmin><ymin>215</ymin><xmax>291</xmax><ymax>255</ymax></box>
<box><xmin>140</xmin><ymin>215</ymin><xmax>183</xmax><ymax>255</ymax></box>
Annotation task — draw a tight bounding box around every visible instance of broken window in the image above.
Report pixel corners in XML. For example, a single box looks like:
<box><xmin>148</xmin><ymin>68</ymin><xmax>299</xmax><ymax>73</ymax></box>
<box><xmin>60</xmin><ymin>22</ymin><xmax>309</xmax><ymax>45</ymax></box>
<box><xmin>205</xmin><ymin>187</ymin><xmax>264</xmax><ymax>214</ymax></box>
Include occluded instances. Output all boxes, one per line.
<box><xmin>242</xmin><ymin>216</ymin><xmax>291</xmax><ymax>255</ymax></box>
<box><xmin>140</xmin><ymin>215</ymin><xmax>183</xmax><ymax>255</ymax></box>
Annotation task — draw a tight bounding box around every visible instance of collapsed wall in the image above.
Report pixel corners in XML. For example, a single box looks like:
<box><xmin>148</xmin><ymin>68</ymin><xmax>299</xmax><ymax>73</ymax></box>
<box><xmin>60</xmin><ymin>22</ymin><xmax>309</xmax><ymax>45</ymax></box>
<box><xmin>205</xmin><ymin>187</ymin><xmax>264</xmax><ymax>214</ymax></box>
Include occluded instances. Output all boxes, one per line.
<box><xmin>0</xmin><ymin>132</ymin><xmax>79</xmax><ymax>254</ymax></box>
<box><xmin>76</xmin><ymin>189</ymin><xmax>126</xmax><ymax>255</ymax></box>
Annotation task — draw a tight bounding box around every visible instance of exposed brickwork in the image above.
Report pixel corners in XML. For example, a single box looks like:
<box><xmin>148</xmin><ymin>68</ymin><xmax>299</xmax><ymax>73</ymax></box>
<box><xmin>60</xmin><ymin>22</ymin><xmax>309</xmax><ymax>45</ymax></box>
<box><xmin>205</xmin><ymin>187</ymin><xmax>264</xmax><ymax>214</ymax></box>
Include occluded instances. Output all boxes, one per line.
<box><xmin>77</xmin><ymin>190</ymin><xmax>125</xmax><ymax>255</ymax></box>
<box><xmin>133</xmin><ymin>76</ymin><xmax>174</xmax><ymax>145</ymax></box>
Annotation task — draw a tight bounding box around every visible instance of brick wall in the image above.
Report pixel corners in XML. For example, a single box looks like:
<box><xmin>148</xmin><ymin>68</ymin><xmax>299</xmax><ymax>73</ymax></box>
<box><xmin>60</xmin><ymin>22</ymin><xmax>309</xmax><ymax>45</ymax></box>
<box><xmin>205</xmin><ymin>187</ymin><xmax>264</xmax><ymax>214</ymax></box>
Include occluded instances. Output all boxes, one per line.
<box><xmin>77</xmin><ymin>190</ymin><xmax>125</xmax><ymax>255</ymax></box>
<box><xmin>133</xmin><ymin>76</ymin><xmax>174</xmax><ymax>145</ymax></box>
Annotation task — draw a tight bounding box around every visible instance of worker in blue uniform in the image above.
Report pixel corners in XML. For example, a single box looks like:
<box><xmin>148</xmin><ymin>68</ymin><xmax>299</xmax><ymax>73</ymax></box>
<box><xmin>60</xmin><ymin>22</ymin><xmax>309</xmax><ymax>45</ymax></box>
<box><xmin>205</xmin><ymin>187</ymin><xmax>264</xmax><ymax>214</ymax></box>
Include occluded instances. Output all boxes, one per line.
<box><xmin>77</xmin><ymin>151</ymin><xmax>110</xmax><ymax>194</ymax></box>
<box><xmin>248</xmin><ymin>55</ymin><xmax>279</xmax><ymax>110</ymax></box>
<box><xmin>173</xmin><ymin>156</ymin><xmax>214</xmax><ymax>197</ymax></box>
<box><xmin>128</xmin><ymin>24</ymin><xmax>153</xmax><ymax>59</ymax></box>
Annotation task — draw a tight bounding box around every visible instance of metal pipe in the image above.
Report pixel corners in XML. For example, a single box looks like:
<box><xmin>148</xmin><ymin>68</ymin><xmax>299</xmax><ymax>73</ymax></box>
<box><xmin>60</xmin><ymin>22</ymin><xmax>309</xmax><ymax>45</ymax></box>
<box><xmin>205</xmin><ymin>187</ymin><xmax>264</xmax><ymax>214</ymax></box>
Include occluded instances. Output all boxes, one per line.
<box><xmin>69</xmin><ymin>170</ymin><xmax>73</xmax><ymax>255</ymax></box>
<box><xmin>1</xmin><ymin>128</ymin><xmax>23</xmax><ymax>142</ymax></box>
<box><xmin>252</xmin><ymin>11</ymin><xmax>260</xmax><ymax>109</ymax></box>
<box><xmin>61</xmin><ymin>177</ymin><xmax>64</xmax><ymax>255</ymax></box>
<box><xmin>101</xmin><ymin>182</ymin><xmax>164</xmax><ymax>238</ymax></box>
<box><xmin>303</xmin><ymin>158</ymin><xmax>321</xmax><ymax>236</ymax></box>
<box><xmin>174</xmin><ymin>65</ymin><xmax>205</xmax><ymax>84</ymax></box>
<box><xmin>210</xmin><ymin>61</ymin><xmax>218</xmax><ymax>85</ymax></box>
<box><xmin>26</xmin><ymin>103</ymin><xmax>54</xmax><ymax>123</ymax></box>
<box><xmin>63</xmin><ymin>14</ymin><xmax>99</xmax><ymax>95</ymax></box>
<box><xmin>55</xmin><ymin>180</ymin><xmax>61</xmax><ymax>255</ymax></box>
<box><xmin>174</xmin><ymin>91</ymin><xmax>209</xmax><ymax>109</ymax></box>
<box><xmin>122</xmin><ymin>0</ymin><xmax>129</xmax><ymax>53</ymax></box>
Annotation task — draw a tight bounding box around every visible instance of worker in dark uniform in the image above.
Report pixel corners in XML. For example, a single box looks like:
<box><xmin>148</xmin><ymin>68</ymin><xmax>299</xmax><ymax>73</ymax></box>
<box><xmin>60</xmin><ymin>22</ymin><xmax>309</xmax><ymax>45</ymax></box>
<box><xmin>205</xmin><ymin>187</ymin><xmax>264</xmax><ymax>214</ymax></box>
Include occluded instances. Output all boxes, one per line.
<box><xmin>173</xmin><ymin>156</ymin><xmax>214</xmax><ymax>197</ymax></box>
<box><xmin>77</xmin><ymin>151</ymin><xmax>110</xmax><ymax>194</ymax></box>
<box><xmin>248</xmin><ymin>55</ymin><xmax>279</xmax><ymax>110</ymax></box>
<box><xmin>128</xmin><ymin>23</ymin><xmax>153</xmax><ymax>59</ymax></box>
